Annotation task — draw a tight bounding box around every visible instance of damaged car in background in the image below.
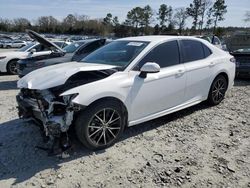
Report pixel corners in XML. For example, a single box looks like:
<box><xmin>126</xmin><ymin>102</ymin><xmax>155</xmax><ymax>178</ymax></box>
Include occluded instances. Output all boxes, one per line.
<box><xmin>18</xmin><ymin>37</ymin><xmax>110</xmax><ymax>77</ymax></box>
<box><xmin>16</xmin><ymin>36</ymin><xmax>235</xmax><ymax>152</ymax></box>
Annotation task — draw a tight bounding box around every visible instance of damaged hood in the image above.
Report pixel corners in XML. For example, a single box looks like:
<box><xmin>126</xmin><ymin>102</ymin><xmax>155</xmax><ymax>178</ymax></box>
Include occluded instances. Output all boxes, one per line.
<box><xmin>17</xmin><ymin>62</ymin><xmax>116</xmax><ymax>90</ymax></box>
<box><xmin>26</xmin><ymin>30</ymin><xmax>65</xmax><ymax>53</ymax></box>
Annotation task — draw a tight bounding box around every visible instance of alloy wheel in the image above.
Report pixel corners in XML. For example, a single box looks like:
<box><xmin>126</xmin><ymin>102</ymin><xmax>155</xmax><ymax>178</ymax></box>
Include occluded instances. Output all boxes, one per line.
<box><xmin>9</xmin><ymin>61</ymin><xmax>18</xmax><ymax>74</ymax></box>
<box><xmin>87</xmin><ymin>108</ymin><xmax>122</xmax><ymax>146</ymax></box>
<box><xmin>211</xmin><ymin>78</ymin><xmax>226</xmax><ymax>103</ymax></box>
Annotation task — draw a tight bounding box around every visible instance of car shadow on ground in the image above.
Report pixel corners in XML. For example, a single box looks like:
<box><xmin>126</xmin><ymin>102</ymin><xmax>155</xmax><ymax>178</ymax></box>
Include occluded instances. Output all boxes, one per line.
<box><xmin>234</xmin><ymin>78</ymin><xmax>250</xmax><ymax>86</ymax></box>
<box><xmin>0</xmin><ymin>80</ymin><xmax>17</xmax><ymax>90</ymax></box>
<box><xmin>0</xmin><ymin>102</ymin><xmax>209</xmax><ymax>185</ymax></box>
<box><xmin>0</xmin><ymin>73</ymin><xmax>18</xmax><ymax>90</ymax></box>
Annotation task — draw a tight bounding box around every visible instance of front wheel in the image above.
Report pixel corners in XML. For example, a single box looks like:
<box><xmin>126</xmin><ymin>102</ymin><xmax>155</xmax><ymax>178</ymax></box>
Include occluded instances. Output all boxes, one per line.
<box><xmin>75</xmin><ymin>100</ymin><xmax>126</xmax><ymax>150</ymax></box>
<box><xmin>207</xmin><ymin>75</ymin><xmax>228</xmax><ymax>105</ymax></box>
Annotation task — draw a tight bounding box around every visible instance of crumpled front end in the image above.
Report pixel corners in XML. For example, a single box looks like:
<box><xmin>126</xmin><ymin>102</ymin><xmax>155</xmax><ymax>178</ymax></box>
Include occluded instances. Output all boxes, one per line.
<box><xmin>16</xmin><ymin>88</ymin><xmax>81</xmax><ymax>138</ymax></box>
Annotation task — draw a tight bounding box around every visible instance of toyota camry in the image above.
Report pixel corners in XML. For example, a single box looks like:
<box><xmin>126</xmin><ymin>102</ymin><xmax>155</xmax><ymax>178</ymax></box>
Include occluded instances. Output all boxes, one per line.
<box><xmin>16</xmin><ymin>36</ymin><xmax>235</xmax><ymax>150</ymax></box>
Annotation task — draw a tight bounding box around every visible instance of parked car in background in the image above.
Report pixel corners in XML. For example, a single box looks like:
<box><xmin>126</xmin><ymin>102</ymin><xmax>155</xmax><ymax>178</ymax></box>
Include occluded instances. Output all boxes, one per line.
<box><xmin>3</xmin><ymin>40</ymin><xmax>27</xmax><ymax>48</ymax></box>
<box><xmin>0</xmin><ymin>30</ymin><xmax>67</xmax><ymax>74</ymax></box>
<box><xmin>230</xmin><ymin>47</ymin><xmax>250</xmax><ymax>77</ymax></box>
<box><xmin>17</xmin><ymin>38</ymin><xmax>110</xmax><ymax>77</ymax></box>
<box><xmin>17</xmin><ymin>36</ymin><xmax>235</xmax><ymax>150</ymax></box>
<box><xmin>0</xmin><ymin>40</ymin><xmax>4</xmax><ymax>48</ymax></box>
<box><xmin>199</xmin><ymin>35</ymin><xmax>223</xmax><ymax>49</ymax></box>
<box><xmin>49</xmin><ymin>40</ymin><xmax>71</xmax><ymax>48</ymax></box>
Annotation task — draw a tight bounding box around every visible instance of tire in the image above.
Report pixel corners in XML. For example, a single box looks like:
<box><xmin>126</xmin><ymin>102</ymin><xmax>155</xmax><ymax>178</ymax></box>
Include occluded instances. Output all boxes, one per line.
<box><xmin>75</xmin><ymin>100</ymin><xmax>126</xmax><ymax>150</ymax></box>
<box><xmin>7</xmin><ymin>60</ymin><xmax>18</xmax><ymax>75</ymax></box>
<box><xmin>207</xmin><ymin>75</ymin><xmax>228</xmax><ymax>105</ymax></box>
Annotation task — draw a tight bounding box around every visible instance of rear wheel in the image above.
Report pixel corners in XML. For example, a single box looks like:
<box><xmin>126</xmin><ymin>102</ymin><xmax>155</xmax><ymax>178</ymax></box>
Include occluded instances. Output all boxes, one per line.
<box><xmin>207</xmin><ymin>75</ymin><xmax>228</xmax><ymax>105</ymax></box>
<box><xmin>75</xmin><ymin>100</ymin><xmax>126</xmax><ymax>150</ymax></box>
<box><xmin>7</xmin><ymin>60</ymin><xmax>18</xmax><ymax>75</ymax></box>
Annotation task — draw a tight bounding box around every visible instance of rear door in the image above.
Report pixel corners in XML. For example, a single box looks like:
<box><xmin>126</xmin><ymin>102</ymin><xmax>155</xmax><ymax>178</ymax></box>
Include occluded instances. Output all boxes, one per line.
<box><xmin>179</xmin><ymin>39</ymin><xmax>214</xmax><ymax>102</ymax></box>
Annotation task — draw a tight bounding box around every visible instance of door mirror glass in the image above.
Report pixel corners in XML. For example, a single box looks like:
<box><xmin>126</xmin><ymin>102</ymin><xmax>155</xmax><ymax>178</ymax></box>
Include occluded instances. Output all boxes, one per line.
<box><xmin>139</xmin><ymin>62</ymin><xmax>160</xmax><ymax>78</ymax></box>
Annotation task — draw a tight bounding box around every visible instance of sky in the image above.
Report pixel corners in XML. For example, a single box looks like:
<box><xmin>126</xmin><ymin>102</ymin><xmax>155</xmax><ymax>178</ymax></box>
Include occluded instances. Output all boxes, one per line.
<box><xmin>0</xmin><ymin>0</ymin><xmax>249</xmax><ymax>27</ymax></box>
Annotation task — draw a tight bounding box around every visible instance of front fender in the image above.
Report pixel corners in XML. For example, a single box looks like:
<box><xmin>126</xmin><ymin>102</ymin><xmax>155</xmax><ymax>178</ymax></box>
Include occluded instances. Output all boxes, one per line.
<box><xmin>60</xmin><ymin>72</ymin><xmax>132</xmax><ymax>108</ymax></box>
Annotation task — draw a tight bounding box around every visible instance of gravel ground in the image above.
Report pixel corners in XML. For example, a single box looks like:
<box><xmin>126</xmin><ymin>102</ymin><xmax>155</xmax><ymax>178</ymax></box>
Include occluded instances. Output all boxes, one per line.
<box><xmin>0</xmin><ymin>74</ymin><xmax>249</xmax><ymax>188</ymax></box>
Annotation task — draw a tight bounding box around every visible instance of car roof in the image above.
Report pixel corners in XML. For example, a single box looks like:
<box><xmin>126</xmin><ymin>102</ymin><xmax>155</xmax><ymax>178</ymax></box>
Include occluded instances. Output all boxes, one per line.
<box><xmin>118</xmin><ymin>35</ymin><xmax>205</xmax><ymax>42</ymax></box>
<box><xmin>75</xmin><ymin>38</ymin><xmax>106</xmax><ymax>43</ymax></box>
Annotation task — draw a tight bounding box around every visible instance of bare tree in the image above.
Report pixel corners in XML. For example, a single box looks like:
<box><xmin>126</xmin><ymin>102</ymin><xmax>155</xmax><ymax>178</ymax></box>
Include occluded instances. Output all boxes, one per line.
<box><xmin>186</xmin><ymin>0</ymin><xmax>203</xmax><ymax>31</ymax></box>
<box><xmin>174</xmin><ymin>8</ymin><xmax>187</xmax><ymax>34</ymax></box>
<box><xmin>13</xmin><ymin>18</ymin><xmax>31</xmax><ymax>32</ymax></box>
<box><xmin>199</xmin><ymin>0</ymin><xmax>212</xmax><ymax>34</ymax></box>
<box><xmin>244</xmin><ymin>11</ymin><xmax>250</xmax><ymax>23</ymax></box>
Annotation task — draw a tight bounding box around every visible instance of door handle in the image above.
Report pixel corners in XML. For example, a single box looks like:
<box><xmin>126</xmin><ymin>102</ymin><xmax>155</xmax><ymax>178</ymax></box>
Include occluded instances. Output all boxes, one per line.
<box><xmin>209</xmin><ymin>62</ymin><xmax>215</xmax><ymax>67</ymax></box>
<box><xmin>175</xmin><ymin>69</ymin><xmax>185</xmax><ymax>77</ymax></box>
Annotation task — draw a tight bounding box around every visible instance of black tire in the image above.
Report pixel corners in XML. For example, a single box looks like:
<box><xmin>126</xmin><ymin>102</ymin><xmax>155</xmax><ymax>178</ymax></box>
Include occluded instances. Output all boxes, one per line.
<box><xmin>7</xmin><ymin>60</ymin><xmax>18</xmax><ymax>75</ymax></box>
<box><xmin>6</xmin><ymin>45</ymin><xmax>11</xmax><ymax>49</ymax></box>
<box><xmin>75</xmin><ymin>100</ymin><xmax>126</xmax><ymax>150</ymax></box>
<box><xmin>207</xmin><ymin>75</ymin><xmax>228</xmax><ymax>105</ymax></box>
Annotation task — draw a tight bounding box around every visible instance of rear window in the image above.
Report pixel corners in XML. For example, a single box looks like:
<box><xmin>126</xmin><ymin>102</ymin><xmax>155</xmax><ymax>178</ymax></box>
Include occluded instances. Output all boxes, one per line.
<box><xmin>181</xmin><ymin>40</ymin><xmax>205</xmax><ymax>62</ymax></box>
<box><xmin>202</xmin><ymin>44</ymin><xmax>212</xmax><ymax>57</ymax></box>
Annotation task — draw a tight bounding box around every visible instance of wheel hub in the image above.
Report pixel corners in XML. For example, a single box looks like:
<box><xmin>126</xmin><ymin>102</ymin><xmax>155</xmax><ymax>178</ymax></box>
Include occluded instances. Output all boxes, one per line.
<box><xmin>88</xmin><ymin>108</ymin><xmax>121</xmax><ymax>146</ymax></box>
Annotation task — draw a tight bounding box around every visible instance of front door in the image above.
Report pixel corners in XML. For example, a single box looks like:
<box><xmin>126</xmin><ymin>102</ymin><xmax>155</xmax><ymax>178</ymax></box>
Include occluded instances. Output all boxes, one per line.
<box><xmin>129</xmin><ymin>40</ymin><xmax>187</xmax><ymax>121</ymax></box>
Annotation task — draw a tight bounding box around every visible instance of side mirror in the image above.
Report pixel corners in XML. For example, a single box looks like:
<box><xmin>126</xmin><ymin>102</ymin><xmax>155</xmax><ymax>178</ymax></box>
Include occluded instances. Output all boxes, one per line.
<box><xmin>30</xmin><ymin>48</ymin><xmax>36</xmax><ymax>53</ymax></box>
<box><xmin>139</xmin><ymin>62</ymin><xmax>160</xmax><ymax>78</ymax></box>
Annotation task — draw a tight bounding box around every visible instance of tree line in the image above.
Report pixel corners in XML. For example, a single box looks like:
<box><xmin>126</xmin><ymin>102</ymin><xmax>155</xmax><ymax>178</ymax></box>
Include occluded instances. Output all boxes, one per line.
<box><xmin>0</xmin><ymin>0</ymin><xmax>245</xmax><ymax>38</ymax></box>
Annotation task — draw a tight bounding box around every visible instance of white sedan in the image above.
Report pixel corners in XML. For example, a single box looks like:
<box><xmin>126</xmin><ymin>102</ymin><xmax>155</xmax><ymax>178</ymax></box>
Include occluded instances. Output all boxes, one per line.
<box><xmin>0</xmin><ymin>41</ymin><xmax>67</xmax><ymax>75</ymax></box>
<box><xmin>17</xmin><ymin>36</ymin><xmax>235</xmax><ymax>150</ymax></box>
<box><xmin>3</xmin><ymin>40</ymin><xmax>27</xmax><ymax>48</ymax></box>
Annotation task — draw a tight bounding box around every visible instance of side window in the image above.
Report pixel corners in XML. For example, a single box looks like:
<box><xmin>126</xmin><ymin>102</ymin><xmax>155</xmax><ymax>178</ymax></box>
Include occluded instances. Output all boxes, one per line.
<box><xmin>202</xmin><ymin>44</ymin><xmax>212</xmax><ymax>58</ymax></box>
<box><xmin>137</xmin><ymin>40</ymin><xmax>180</xmax><ymax>69</ymax></box>
<box><xmin>181</xmin><ymin>40</ymin><xmax>204</xmax><ymax>62</ymax></box>
<box><xmin>81</xmin><ymin>41</ymin><xmax>102</xmax><ymax>54</ymax></box>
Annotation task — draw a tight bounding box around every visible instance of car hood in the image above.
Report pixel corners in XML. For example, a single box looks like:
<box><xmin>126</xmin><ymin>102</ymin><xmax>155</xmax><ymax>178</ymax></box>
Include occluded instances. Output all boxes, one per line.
<box><xmin>17</xmin><ymin>62</ymin><xmax>116</xmax><ymax>90</ymax></box>
<box><xmin>26</xmin><ymin>30</ymin><xmax>65</xmax><ymax>53</ymax></box>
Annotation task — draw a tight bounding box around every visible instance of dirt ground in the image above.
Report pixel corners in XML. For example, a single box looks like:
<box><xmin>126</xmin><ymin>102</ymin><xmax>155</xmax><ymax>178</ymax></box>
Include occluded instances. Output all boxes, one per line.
<box><xmin>0</xmin><ymin>73</ymin><xmax>249</xmax><ymax>188</ymax></box>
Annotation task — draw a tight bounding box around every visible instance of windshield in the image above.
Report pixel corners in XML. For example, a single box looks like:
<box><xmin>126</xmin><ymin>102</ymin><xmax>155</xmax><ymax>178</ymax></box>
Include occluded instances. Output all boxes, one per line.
<box><xmin>63</xmin><ymin>41</ymin><xmax>85</xmax><ymax>53</ymax></box>
<box><xmin>81</xmin><ymin>41</ymin><xmax>149</xmax><ymax>68</ymax></box>
<box><xmin>18</xmin><ymin>42</ymin><xmax>35</xmax><ymax>52</ymax></box>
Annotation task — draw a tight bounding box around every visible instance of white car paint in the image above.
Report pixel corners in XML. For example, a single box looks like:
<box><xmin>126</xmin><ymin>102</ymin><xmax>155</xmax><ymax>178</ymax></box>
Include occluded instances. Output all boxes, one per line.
<box><xmin>18</xmin><ymin>36</ymin><xmax>235</xmax><ymax>127</ymax></box>
<box><xmin>0</xmin><ymin>43</ymin><xmax>52</xmax><ymax>72</ymax></box>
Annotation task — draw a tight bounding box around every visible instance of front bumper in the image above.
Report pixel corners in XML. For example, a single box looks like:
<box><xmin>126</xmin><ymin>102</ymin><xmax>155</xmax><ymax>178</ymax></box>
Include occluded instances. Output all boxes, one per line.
<box><xmin>16</xmin><ymin>91</ymin><xmax>76</xmax><ymax>137</ymax></box>
<box><xmin>16</xmin><ymin>94</ymin><xmax>42</xmax><ymax>119</ymax></box>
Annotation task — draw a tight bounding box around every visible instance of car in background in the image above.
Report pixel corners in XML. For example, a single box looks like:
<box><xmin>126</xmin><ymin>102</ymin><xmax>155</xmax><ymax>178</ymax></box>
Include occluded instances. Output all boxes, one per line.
<box><xmin>199</xmin><ymin>35</ymin><xmax>223</xmax><ymax>49</ymax></box>
<box><xmin>230</xmin><ymin>47</ymin><xmax>250</xmax><ymax>77</ymax></box>
<box><xmin>0</xmin><ymin>40</ymin><xmax>4</xmax><ymax>48</ymax></box>
<box><xmin>17</xmin><ymin>38</ymin><xmax>110</xmax><ymax>77</ymax></box>
<box><xmin>0</xmin><ymin>30</ymin><xmax>66</xmax><ymax>74</ymax></box>
<box><xmin>17</xmin><ymin>36</ymin><xmax>235</xmax><ymax>150</ymax></box>
<box><xmin>3</xmin><ymin>40</ymin><xmax>28</xmax><ymax>48</ymax></box>
<box><xmin>50</xmin><ymin>40</ymin><xmax>71</xmax><ymax>48</ymax></box>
